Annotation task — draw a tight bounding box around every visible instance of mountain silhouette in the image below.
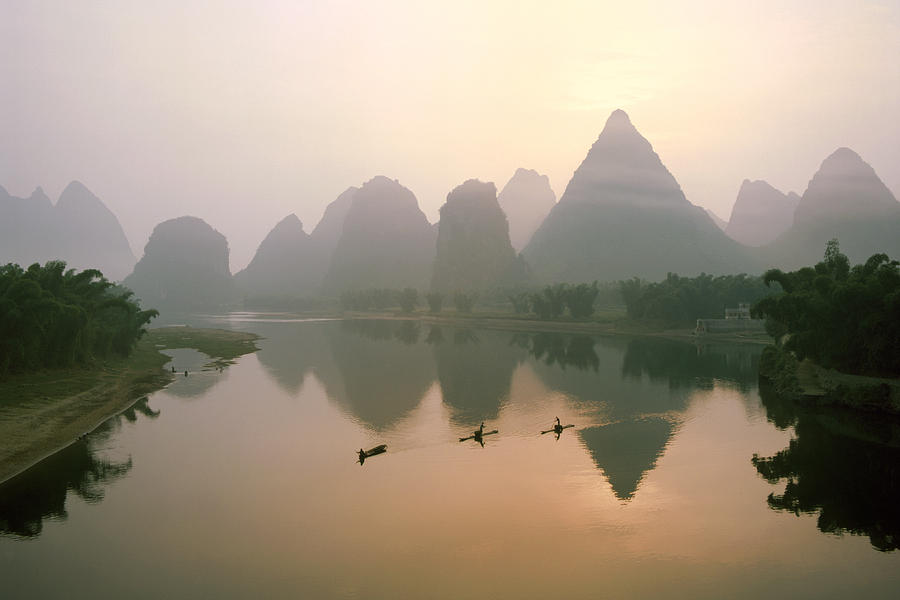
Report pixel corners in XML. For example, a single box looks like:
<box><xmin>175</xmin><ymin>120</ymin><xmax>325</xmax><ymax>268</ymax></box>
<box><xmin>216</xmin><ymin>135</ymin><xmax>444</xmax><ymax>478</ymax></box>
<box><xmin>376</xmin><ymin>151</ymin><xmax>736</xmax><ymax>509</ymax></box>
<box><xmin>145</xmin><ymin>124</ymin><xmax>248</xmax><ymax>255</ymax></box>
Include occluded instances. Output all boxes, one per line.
<box><xmin>762</xmin><ymin>148</ymin><xmax>900</xmax><ymax>268</ymax></box>
<box><xmin>431</xmin><ymin>179</ymin><xmax>524</xmax><ymax>293</ymax></box>
<box><xmin>706</xmin><ymin>208</ymin><xmax>728</xmax><ymax>230</ymax></box>
<box><xmin>234</xmin><ymin>213</ymin><xmax>316</xmax><ymax>296</ymax></box>
<box><xmin>725</xmin><ymin>179</ymin><xmax>799</xmax><ymax>247</ymax></box>
<box><xmin>497</xmin><ymin>168</ymin><xmax>557</xmax><ymax>251</ymax></box>
<box><xmin>0</xmin><ymin>181</ymin><xmax>135</xmax><ymax>280</ymax></box>
<box><xmin>323</xmin><ymin>177</ymin><xmax>435</xmax><ymax>293</ymax></box>
<box><xmin>123</xmin><ymin>216</ymin><xmax>234</xmax><ymax>310</ymax></box>
<box><xmin>522</xmin><ymin>109</ymin><xmax>755</xmax><ymax>282</ymax></box>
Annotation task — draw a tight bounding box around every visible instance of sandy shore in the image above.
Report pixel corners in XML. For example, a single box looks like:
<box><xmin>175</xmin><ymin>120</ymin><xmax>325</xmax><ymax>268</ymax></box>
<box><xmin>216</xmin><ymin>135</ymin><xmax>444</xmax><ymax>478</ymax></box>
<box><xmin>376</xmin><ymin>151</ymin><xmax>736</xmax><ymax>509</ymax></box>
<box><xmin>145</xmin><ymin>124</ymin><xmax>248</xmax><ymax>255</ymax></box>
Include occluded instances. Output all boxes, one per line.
<box><xmin>0</xmin><ymin>327</ymin><xmax>259</xmax><ymax>485</ymax></box>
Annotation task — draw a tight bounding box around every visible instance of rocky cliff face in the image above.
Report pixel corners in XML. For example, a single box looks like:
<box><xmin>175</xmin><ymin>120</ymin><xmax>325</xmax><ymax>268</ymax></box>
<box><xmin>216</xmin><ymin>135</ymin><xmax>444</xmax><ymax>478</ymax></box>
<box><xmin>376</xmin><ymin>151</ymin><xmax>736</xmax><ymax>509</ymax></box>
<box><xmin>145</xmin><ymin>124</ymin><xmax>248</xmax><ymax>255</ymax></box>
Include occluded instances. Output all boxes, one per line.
<box><xmin>431</xmin><ymin>179</ymin><xmax>523</xmax><ymax>293</ymax></box>
<box><xmin>497</xmin><ymin>168</ymin><xmax>556</xmax><ymax>252</ymax></box>
<box><xmin>762</xmin><ymin>148</ymin><xmax>900</xmax><ymax>268</ymax></box>
<box><xmin>123</xmin><ymin>216</ymin><xmax>234</xmax><ymax>310</ymax></box>
<box><xmin>725</xmin><ymin>180</ymin><xmax>799</xmax><ymax>246</ymax></box>
<box><xmin>234</xmin><ymin>213</ymin><xmax>315</xmax><ymax>296</ymax></box>
<box><xmin>323</xmin><ymin>177</ymin><xmax>435</xmax><ymax>293</ymax></box>
<box><xmin>0</xmin><ymin>181</ymin><xmax>135</xmax><ymax>280</ymax></box>
<box><xmin>522</xmin><ymin>110</ymin><xmax>755</xmax><ymax>282</ymax></box>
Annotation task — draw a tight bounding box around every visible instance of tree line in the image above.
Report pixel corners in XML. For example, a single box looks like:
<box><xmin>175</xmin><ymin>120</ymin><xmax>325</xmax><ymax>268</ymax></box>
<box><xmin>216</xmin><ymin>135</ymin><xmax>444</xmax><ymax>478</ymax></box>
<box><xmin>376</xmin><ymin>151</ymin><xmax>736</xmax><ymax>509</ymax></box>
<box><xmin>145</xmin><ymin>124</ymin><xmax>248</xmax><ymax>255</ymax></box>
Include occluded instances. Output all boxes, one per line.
<box><xmin>0</xmin><ymin>261</ymin><xmax>158</xmax><ymax>376</ymax></box>
<box><xmin>753</xmin><ymin>240</ymin><xmax>900</xmax><ymax>377</ymax></box>
<box><xmin>338</xmin><ymin>282</ymin><xmax>612</xmax><ymax>320</ymax></box>
<box><xmin>618</xmin><ymin>272</ymin><xmax>776</xmax><ymax>326</ymax></box>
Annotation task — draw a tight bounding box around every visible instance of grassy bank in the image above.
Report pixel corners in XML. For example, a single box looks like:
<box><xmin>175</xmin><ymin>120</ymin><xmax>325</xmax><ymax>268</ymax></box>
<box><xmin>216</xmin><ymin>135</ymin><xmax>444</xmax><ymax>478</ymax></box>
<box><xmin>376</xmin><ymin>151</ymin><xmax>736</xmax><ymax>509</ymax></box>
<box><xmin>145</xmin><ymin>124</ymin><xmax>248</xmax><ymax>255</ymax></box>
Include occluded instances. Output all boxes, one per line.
<box><xmin>759</xmin><ymin>345</ymin><xmax>900</xmax><ymax>415</ymax></box>
<box><xmin>0</xmin><ymin>327</ymin><xmax>259</xmax><ymax>485</ymax></box>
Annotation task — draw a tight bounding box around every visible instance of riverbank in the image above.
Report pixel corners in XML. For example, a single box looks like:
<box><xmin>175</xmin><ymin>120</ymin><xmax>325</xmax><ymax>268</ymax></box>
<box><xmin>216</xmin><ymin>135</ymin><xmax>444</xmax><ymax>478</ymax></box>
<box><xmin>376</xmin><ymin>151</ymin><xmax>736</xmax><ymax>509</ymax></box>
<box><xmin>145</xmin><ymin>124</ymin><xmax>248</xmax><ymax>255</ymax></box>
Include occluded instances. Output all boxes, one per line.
<box><xmin>337</xmin><ymin>310</ymin><xmax>773</xmax><ymax>345</ymax></box>
<box><xmin>759</xmin><ymin>345</ymin><xmax>900</xmax><ymax>415</ymax></box>
<box><xmin>0</xmin><ymin>327</ymin><xmax>259</xmax><ymax>485</ymax></box>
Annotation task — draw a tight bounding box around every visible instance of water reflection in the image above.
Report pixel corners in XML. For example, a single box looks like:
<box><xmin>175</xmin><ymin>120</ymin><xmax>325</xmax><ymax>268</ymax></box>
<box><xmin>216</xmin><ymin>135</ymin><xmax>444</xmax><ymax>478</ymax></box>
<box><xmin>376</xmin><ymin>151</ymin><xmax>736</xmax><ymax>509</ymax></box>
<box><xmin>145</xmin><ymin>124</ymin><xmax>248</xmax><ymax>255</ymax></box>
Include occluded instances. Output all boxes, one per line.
<box><xmin>315</xmin><ymin>320</ymin><xmax>436</xmax><ymax>430</ymax></box>
<box><xmin>581</xmin><ymin>418</ymin><xmax>675</xmax><ymax>501</ymax></box>
<box><xmin>622</xmin><ymin>338</ymin><xmax>759</xmax><ymax>391</ymax></box>
<box><xmin>0</xmin><ymin>398</ymin><xmax>158</xmax><ymax>538</ymax></box>
<box><xmin>162</xmin><ymin>348</ymin><xmax>232</xmax><ymax>399</ymax></box>
<box><xmin>317</xmin><ymin>325</ymin><xmax>765</xmax><ymax>501</ymax></box>
<box><xmin>434</xmin><ymin>328</ymin><xmax>522</xmax><ymax>426</ymax></box>
<box><xmin>754</xmin><ymin>385</ymin><xmax>900</xmax><ymax>552</ymax></box>
<box><xmin>512</xmin><ymin>332</ymin><xmax>599</xmax><ymax>372</ymax></box>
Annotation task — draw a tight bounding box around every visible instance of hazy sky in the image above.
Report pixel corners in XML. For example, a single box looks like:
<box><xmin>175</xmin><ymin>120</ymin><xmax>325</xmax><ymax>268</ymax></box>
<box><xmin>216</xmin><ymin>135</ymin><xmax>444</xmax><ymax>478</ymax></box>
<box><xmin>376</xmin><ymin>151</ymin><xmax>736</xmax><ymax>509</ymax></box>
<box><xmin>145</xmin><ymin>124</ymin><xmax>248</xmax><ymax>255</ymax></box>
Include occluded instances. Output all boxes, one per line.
<box><xmin>2</xmin><ymin>0</ymin><xmax>899</xmax><ymax>271</ymax></box>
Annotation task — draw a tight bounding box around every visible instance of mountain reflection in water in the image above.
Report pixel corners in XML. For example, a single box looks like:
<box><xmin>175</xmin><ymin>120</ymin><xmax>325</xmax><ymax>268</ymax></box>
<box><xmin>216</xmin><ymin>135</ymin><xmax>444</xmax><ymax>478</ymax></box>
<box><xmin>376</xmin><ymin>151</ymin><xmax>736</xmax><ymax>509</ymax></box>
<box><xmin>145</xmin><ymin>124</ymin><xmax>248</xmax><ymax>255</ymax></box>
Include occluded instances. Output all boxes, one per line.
<box><xmin>4</xmin><ymin>315</ymin><xmax>897</xmax><ymax>595</ymax></box>
<box><xmin>273</xmin><ymin>321</ymin><xmax>765</xmax><ymax>501</ymax></box>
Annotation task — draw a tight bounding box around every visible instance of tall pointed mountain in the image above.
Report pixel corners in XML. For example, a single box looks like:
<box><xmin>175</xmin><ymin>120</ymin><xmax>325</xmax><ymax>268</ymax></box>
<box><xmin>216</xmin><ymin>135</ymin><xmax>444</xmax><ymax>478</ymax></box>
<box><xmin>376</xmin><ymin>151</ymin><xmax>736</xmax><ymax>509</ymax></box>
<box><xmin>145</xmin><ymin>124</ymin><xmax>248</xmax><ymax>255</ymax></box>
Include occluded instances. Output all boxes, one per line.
<box><xmin>0</xmin><ymin>181</ymin><xmax>135</xmax><ymax>280</ymax></box>
<box><xmin>522</xmin><ymin>110</ymin><xmax>754</xmax><ymax>282</ymax></box>
<box><xmin>724</xmin><ymin>180</ymin><xmax>799</xmax><ymax>246</ymax></box>
<box><xmin>763</xmin><ymin>148</ymin><xmax>900</xmax><ymax>268</ymax></box>
<box><xmin>497</xmin><ymin>168</ymin><xmax>557</xmax><ymax>251</ymax></box>
<box><xmin>123</xmin><ymin>216</ymin><xmax>234</xmax><ymax>310</ymax></box>
<box><xmin>234</xmin><ymin>214</ymin><xmax>314</xmax><ymax>296</ymax></box>
<box><xmin>322</xmin><ymin>177</ymin><xmax>435</xmax><ymax>293</ymax></box>
<box><xmin>53</xmin><ymin>182</ymin><xmax>136</xmax><ymax>280</ymax></box>
<box><xmin>431</xmin><ymin>179</ymin><xmax>524</xmax><ymax>293</ymax></box>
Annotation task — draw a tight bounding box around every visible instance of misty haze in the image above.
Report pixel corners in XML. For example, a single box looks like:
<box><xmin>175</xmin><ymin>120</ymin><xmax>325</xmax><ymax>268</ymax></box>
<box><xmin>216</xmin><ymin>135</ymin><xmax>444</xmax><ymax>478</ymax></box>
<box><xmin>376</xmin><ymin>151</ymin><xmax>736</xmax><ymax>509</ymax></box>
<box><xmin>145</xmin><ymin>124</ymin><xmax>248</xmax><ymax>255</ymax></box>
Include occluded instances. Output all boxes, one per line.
<box><xmin>2</xmin><ymin>2</ymin><xmax>899</xmax><ymax>599</ymax></box>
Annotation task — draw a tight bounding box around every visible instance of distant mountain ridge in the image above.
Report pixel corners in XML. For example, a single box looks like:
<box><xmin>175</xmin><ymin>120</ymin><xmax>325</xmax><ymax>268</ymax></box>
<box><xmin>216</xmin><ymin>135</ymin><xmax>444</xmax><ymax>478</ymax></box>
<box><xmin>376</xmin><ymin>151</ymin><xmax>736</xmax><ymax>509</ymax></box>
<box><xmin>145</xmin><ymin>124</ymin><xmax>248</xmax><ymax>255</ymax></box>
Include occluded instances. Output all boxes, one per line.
<box><xmin>497</xmin><ymin>168</ymin><xmax>556</xmax><ymax>252</ymax></box>
<box><xmin>234</xmin><ymin>213</ymin><xmax>314</xmax><ymax>296</ymax></box>
<box><xmin>725</xmin><ymin>180</ymin><xmax>799</xmax><ymax>247</ymax></box>
<box><xmin>761</xmin><ymin>147</ymin><xmax>900</xmax><ymax>269</ymax></box>
<box><xmin>522</xmin><ymin>109</ymin><xmax>756</xmax><ymax>282</ymax></box>
<box><xmin>0</xmin><ymin>181</ymin><xmax>135</xmax><ymax>280</ymax></box>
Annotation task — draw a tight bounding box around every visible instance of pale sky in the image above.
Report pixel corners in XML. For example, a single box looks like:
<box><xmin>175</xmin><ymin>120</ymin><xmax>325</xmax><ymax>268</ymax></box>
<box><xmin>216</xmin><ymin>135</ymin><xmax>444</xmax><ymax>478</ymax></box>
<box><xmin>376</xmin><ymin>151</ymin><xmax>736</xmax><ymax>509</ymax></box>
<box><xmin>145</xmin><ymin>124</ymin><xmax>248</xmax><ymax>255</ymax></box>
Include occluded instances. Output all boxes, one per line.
<box><xmin>2</xmin><ymin>0</ymin><xmax>899</xmax><ymax>271</ymax></box>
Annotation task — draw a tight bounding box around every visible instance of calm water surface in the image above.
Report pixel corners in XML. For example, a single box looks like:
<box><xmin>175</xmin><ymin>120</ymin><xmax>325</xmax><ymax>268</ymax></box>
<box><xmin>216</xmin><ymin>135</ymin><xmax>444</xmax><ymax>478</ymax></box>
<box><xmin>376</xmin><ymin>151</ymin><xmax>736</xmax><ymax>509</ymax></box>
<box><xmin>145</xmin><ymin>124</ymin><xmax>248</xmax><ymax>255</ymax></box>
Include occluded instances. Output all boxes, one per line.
<box><xmin>1</xmin><ymin>316</ymin><xmax>898</xmax><ymax>599</ymax></box>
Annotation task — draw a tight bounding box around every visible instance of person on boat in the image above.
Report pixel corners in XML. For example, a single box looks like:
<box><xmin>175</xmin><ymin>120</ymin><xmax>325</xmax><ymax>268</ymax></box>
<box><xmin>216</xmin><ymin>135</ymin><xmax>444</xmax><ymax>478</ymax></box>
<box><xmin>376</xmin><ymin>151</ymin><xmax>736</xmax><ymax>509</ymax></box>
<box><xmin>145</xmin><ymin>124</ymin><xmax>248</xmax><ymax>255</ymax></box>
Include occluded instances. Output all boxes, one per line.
<box><xmin>476</xmin><ymin>422</ymin><xmax>485</xmax><ymax>437</ymax></box>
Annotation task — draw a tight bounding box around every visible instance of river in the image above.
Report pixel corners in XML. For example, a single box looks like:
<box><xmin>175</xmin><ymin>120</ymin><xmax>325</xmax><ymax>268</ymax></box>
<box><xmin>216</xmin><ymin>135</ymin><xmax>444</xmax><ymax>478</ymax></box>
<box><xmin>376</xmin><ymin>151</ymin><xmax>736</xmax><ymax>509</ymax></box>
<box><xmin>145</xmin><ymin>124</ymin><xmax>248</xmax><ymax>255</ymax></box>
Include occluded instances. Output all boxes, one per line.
<box><xmin>1</xmin><ymin>316</ymin><xmax>897</xmax><ymax>598</ymax></box>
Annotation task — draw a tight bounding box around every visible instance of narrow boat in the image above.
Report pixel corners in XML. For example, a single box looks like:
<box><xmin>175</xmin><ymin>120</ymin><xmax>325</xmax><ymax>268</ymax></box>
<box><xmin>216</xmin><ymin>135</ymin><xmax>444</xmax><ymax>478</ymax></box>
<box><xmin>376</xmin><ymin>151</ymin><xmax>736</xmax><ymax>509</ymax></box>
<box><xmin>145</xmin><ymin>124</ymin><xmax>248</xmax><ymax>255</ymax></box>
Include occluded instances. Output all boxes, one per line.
<box><xmin>358</xmin><ymin>444</ymin><xmax>387</xmax><ymax>463</ymax></box>
<box><xmin>459</xmin><ymin>430</ymin><xmax>498</xmax><ymax>442</ymax></box>
<box><xmin>541</xmin><ymin>424</ymin><xmax>574</xmax><ymax>435</ymax></box>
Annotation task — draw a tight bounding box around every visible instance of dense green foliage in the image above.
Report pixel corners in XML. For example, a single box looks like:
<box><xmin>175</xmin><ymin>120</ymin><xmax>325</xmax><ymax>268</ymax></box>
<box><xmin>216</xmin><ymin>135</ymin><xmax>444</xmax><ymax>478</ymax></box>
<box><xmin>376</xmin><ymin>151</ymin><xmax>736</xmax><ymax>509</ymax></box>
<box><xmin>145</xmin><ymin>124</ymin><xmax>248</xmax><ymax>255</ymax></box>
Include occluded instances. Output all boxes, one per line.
<box><xmin>0</xmin><ymin>261</ymin><xmax>158</xmax><ymax>376</ymax></box>
<box><xmin>453</xmin><ymin>292</ymin><xmax>476</xmax><ymax>313</ymax></box>
<box><xmin>619</xmin><ymin>272</ymin><xmax>775</xmax><ymax>325</ymax></box>
<box><xmin>525</xmin><ymin>282</ymin><xmax>602</xmax><ymax>319</ymax></box>
<box><xmin>398</xmin><ymin>288</ymin><xmax>418</xmax><ymax>313</ymax></box>
<box><xmin>753</xmin><ymin>240</ymin><xmax>900</xmax><ymax>377</ymax></box>
<box><xmin>426</xmin><ymin>292</ymin><xmax>443</xmax><ymax>313</ymax></box>
<box><xmin>339</xmin><ymin>288</ymin><xmax>400</xmax><ymax>311</ymax></box>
